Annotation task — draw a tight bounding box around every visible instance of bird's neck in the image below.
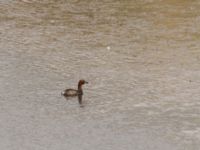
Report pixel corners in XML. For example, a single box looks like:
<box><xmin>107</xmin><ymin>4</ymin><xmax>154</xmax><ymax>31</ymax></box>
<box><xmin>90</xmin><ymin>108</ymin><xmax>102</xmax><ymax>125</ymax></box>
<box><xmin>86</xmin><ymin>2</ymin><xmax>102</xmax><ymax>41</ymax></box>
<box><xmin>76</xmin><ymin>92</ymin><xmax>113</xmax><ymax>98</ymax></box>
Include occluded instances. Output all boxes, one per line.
<box><xmin>78</xmin><ymin>84</ymin><xmax>83</xmax><ymax>95</ymax></box>
<box><xmin>78</xmin><ymin>84</ymin><xmax>83</xmax><ymax>91</ymax></box>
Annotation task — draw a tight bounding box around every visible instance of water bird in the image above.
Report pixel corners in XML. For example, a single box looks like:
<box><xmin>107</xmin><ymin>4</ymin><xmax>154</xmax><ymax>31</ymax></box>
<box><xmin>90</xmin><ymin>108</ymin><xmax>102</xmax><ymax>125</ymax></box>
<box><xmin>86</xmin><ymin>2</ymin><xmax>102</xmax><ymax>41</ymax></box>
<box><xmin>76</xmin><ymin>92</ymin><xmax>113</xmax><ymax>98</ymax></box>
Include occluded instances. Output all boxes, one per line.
<box><xmin>61</xmin><ymin>80</ymin><xmax>88</xmax><ymax>104</ymax></box>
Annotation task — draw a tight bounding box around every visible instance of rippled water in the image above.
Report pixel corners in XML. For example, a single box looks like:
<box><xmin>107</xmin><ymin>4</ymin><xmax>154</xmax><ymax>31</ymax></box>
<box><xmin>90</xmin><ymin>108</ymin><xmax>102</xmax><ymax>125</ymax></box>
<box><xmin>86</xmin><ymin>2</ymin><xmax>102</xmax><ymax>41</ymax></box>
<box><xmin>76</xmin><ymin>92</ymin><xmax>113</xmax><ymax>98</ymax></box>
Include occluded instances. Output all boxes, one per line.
<box><xmin>0</xmin><ymin>0</ymin><xmax>200</xmax><ymax>150</ymax></box>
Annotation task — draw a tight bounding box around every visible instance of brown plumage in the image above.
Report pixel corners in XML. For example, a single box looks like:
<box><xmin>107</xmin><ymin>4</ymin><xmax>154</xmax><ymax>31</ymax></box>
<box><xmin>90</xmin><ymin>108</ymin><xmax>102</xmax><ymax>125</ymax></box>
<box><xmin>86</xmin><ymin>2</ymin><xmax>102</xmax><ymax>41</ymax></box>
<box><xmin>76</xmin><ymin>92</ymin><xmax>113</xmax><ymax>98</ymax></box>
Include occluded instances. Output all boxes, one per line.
<box><xmin>61</xmin><ymin>80</ymin><xmax>88</xmax><ymax>104</ymax></box>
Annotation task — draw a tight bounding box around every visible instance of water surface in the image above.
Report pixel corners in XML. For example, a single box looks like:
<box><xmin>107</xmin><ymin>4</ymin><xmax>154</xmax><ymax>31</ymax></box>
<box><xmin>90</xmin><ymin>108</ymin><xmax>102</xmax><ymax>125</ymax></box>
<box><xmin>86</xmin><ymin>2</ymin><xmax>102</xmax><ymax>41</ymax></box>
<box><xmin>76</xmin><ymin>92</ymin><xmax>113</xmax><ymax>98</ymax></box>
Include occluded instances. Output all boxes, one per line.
<box><xmin>0</xmin><ymin>0</ymin><xmax>200</xmax><ymax>150</ymax></box>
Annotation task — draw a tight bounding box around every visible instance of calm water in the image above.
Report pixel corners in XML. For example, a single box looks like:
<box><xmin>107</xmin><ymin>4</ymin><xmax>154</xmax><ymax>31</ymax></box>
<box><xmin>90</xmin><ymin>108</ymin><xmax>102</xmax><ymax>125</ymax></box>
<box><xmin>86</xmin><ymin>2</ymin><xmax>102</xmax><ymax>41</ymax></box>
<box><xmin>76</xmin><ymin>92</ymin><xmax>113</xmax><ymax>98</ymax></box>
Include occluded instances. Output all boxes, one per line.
<box><xmin>0</xmin><ymin>0</ymin><xmax>200</xmax><ymax>150</ymax></box>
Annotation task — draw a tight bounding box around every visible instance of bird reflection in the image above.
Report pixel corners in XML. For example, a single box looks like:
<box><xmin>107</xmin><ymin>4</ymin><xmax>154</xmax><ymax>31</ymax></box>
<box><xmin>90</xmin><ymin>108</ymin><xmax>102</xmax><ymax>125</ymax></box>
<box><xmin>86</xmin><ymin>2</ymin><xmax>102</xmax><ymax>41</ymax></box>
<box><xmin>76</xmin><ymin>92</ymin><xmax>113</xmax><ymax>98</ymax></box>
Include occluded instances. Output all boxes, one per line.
<box><xmin>78</xmin><ymin>94</ymin><xmax>84</xmax><ymax>107</ymax></box>
<box><xmin>63</xmin><ymin>94</ymin><xmax>84</xmax><ymax>107</ymax></box>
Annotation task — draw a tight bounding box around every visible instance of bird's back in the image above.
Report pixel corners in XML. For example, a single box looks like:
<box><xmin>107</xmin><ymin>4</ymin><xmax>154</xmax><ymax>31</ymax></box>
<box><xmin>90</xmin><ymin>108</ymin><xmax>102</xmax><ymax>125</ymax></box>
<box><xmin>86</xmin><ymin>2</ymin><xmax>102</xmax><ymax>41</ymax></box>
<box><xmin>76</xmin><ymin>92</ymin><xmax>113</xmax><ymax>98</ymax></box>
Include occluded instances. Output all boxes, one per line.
<box><xmin>62</xmin><ymin>89</ymin><xmax>78</xmax><ymax>97</ymax></box>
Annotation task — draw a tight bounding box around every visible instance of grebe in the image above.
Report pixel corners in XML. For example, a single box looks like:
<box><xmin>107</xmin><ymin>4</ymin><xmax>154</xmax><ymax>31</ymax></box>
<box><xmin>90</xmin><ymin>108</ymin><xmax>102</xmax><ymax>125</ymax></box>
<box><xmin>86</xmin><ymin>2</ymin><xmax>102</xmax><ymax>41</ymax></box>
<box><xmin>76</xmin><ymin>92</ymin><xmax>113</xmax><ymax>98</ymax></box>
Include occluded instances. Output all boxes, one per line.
<box><xmin>61</xmin><ymin>80</ymin><xmax>88</xmax><ymax>104</ymax></box>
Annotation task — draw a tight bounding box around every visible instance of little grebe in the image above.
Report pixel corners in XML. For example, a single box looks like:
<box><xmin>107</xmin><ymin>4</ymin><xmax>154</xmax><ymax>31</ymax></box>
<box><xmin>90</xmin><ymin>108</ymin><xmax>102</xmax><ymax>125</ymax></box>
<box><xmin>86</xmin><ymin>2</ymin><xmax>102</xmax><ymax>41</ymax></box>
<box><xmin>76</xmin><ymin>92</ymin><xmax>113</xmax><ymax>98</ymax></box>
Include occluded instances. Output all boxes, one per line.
<box><xmin>62</xmin><ymin>80</ymin><xmax>88</xmax><ymax>97</ymax></box>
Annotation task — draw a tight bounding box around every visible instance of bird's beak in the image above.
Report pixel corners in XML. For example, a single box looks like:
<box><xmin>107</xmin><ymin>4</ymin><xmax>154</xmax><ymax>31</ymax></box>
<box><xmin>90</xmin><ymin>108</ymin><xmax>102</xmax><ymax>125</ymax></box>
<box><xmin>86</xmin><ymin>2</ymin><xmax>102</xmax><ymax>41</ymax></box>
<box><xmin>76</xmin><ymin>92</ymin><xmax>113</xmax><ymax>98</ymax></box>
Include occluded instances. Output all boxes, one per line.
<box><xmin>85</xmin><ymin>81</ymin><xmax>88</xmax><ymax>84</ymax></box>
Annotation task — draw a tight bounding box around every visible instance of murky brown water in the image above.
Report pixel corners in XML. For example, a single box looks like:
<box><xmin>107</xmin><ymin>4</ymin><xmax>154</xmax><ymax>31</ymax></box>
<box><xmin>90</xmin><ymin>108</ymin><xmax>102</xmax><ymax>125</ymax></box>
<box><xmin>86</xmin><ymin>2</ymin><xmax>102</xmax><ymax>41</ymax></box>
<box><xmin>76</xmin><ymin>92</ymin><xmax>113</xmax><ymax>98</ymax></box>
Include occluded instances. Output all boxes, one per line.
<box><xmin>0</xmin><ymin>0</ymin><xmax>200</xmax><ymax>149</ymax></box>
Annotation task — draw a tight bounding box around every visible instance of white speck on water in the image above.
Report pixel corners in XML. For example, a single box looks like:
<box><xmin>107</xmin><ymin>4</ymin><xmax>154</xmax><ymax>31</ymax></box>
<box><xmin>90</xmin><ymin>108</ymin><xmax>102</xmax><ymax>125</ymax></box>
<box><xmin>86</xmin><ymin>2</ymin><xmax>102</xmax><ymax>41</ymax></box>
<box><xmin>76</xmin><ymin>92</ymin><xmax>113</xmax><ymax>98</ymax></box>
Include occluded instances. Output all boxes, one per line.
<box><xmin>107</xmin><ymin>46</ymin><xmax>111</xmax><ymax>50</ymax></box>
